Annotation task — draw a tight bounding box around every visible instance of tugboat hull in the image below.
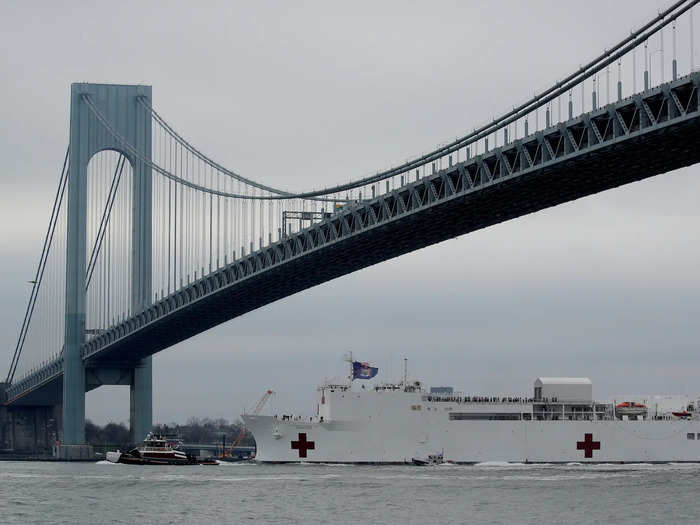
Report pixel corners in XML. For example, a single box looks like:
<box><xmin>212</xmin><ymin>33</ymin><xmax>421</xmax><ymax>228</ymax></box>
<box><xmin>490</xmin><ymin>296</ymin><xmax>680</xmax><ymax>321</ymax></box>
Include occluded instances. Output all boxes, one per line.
<box><xmin>117</xmin><ymin>453</ymin><xmax>199</xmax><ymax>465</ymax></box>
<box><xmin>105</xmin><ymin>451</ymin><xmax>122</xmax><ymax>463</ymax></box>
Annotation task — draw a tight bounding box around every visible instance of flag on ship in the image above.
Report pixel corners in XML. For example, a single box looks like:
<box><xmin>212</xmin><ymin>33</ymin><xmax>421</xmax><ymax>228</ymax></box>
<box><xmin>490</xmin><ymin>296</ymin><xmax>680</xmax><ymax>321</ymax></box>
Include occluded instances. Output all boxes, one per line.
<box><xmin>352</xmin><ymin>361</ymin><xmax>378</xmax><ymax>380</ymax></box>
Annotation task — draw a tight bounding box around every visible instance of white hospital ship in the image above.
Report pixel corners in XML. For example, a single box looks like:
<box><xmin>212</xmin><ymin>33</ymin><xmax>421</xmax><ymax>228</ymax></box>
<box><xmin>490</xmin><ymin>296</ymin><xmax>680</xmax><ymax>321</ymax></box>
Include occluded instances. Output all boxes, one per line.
<box><xmin>243</xmin><ymin>365</ymin><xmax>700</xmax><ymax>464</ymax></box>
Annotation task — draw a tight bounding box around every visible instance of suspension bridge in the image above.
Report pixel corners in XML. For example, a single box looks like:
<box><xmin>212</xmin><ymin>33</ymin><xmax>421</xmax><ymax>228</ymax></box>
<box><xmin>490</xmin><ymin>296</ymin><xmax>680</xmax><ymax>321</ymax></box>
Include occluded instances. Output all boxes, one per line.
<box><xmin>2</xmin><ymin>1</ymin><xmax>700</xmax><ymax>458</ymax></box>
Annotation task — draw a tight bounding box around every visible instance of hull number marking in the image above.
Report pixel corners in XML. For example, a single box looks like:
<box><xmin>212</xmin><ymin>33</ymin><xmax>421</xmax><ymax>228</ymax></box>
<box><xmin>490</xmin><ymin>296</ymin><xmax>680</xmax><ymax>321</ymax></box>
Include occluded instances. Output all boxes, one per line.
<box><xmin>576</xmin><ymin>433</ymin><xmax>601</xmax><ymax>458</ymax></box>
<box><xmin>291</xmin><ymin>433</ymin><xmax>315</xmax><ymax>458</ymax></box>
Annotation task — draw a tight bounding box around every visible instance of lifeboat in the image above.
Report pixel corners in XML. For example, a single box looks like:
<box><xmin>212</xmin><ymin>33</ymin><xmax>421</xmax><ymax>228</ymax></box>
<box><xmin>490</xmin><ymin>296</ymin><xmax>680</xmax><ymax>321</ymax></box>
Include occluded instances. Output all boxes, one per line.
<box><xmin>672</xmin><ymin>410</ymin><xmax>692</xmax><ymax>419</ymax></box>
<box><xmin>672</xmin><ymin>403</ymin><xmax>695</xmax><ymax>419</ymax></box>
<box><xmin>616</xmin><ymin>401</ymin><xmax>647</xmax><ymax>418</ymax></box>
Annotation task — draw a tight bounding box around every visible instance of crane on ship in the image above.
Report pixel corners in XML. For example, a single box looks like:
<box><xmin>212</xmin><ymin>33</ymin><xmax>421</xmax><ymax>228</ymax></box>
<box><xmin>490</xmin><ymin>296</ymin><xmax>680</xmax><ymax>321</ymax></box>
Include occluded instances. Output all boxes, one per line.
<box><xmin>220</xmin><ymin>389</ymin><xmax>275</xmax><ymax>461</ymax></box>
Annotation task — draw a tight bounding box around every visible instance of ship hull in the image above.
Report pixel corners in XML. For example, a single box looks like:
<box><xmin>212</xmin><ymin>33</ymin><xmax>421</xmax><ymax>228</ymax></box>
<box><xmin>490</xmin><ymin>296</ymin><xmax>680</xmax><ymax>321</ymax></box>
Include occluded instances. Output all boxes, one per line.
<box><xmin>243</xmin><ymin>415</ymin><xmax>700</xmax><ymax>464</ymax></box>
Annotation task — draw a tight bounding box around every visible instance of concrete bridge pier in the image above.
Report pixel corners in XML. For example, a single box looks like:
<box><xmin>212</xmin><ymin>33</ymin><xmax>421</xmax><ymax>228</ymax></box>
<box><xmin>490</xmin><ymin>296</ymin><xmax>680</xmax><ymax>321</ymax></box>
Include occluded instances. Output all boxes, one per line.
<box><xmin>129</xmin><ymin>357</ymin><xmax>153</xmax><ymax>443</ymax></box>
<box><xmin>84</xmin><ymin>363</ymin><xmax>153</xmax><ymax>446</ymax></box>
<box><xmin>0</xmin><ymin>404</ymin><xmax>60</xmax><ymax>457</ymax></box>
<box><xmin>1</xmin><ymin>360</ymin><xmax>155</xmax><ymax>459</ymax></box>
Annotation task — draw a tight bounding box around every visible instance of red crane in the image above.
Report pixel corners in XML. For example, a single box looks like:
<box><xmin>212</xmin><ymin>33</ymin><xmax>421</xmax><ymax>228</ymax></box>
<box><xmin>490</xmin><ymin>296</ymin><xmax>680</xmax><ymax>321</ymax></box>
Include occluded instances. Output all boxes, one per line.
<box><xmin>222</xmin><ymin>389</ymin><xmax>274</xmax><ymax>459</ymax></box>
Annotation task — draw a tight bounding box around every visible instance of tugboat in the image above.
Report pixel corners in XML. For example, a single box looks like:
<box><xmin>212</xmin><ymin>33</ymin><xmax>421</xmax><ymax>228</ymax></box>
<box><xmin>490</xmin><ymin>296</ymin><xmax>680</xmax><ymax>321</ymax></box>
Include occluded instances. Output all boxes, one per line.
<box><xmin>412</xmin><ymin>452</ymin><xmax>446</xmax><ymax>466</ymax></box>
<box><xmin>106</xmin><ymin>433</ymin><xmax>215</xmax><ymax>465</ymax></box>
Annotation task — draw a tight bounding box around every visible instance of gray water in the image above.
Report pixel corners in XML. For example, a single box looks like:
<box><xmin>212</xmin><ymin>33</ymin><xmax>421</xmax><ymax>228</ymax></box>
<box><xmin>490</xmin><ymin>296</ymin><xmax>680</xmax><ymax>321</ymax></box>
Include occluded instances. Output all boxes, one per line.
<box><xmin>1</xmin><ymin>461</ymin><xmax>699</xmax><ymax>524</ymax></box>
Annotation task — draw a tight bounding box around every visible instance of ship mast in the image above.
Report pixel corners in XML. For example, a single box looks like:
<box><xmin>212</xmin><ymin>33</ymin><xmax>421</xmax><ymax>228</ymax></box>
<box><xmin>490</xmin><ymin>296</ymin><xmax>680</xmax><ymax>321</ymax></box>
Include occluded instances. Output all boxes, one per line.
<box><xmin>403</xmin><ymin>358</ymin><xmax>408</xmax><ymax>390</ymax></box>
<box><xmin>345</xmin><ymin>351</ymin><xmax>353</xmax><ymax>383</ymax></box>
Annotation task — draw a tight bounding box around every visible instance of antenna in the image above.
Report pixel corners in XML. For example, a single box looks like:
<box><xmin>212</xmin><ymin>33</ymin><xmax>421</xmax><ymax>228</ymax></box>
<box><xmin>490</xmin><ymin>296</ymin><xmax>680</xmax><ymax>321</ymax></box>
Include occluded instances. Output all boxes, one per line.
<box><xmin>345</xmin><ymin>351</ymin><xmax>353</xmax><ymax>382</ymax></box>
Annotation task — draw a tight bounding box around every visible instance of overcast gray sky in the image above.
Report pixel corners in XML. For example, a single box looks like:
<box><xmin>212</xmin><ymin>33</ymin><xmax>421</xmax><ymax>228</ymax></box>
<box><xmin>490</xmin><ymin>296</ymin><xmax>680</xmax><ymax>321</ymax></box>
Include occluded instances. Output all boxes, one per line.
<box><xmin>1</xmin><ymin>0</ymin><xmax>699</xmax><ymax>425</ymax></box>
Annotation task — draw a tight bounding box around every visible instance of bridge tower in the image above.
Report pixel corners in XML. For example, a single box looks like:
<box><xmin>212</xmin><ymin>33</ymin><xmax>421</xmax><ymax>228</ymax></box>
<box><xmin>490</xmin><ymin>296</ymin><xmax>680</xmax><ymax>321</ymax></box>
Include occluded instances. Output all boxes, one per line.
<box><xmin>61</xmin><ymin>83</ymin><xmax>153</xmax><ymax>457</ymax></box>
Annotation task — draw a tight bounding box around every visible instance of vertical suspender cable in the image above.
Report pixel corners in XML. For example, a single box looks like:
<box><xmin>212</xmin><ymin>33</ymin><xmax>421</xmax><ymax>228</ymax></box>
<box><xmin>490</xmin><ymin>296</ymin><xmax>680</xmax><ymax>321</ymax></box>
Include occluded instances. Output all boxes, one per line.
<box><xmin>86</xmin><ymin>155</ymin><xmax>125</xmax><ymax>289</ymax></box>
<box><xmin>224</xmin><ymin>175</ymin><xmax>228</xmax><ymax>262</ymax></box>
<box><xmin>168</xmin><ymin>132</ymin><xmax>172</xmax><ymax>294</ymax></box>
<box><xmin>176</xmin><ymin>142</ymin><xmax>181</xmax><ymax>286</ymax></box>
<box><xmin>217</xmin><ymin>171</ymin><xmax>221</xmax><ymax>266</ymax></box>
<box><xmin>691</xmin><ymin>5</ymin><xmax>695</xmax><ymax>72</ymax></box>
<box><xmin>209</xmin><ymin>168</ymin><xmax>213</xmax><ymax>272</ymax></box>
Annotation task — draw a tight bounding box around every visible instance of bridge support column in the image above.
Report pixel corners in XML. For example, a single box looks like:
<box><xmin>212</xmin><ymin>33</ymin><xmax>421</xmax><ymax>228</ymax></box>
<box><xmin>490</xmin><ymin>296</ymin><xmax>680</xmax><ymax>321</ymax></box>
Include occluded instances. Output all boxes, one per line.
<box><xmin>130</xmin><ymin>357</ymin><xmax>153</xmax><ymax>443</ymax></box>
<box><xmin>62</xmin><ymin>84</ymin><xmax>90</xmax><ymax>450</ymax></box>
<box><xmin>60</xmin><ymin>83</ymin><xmax>152</xmax><ymax>457</ymax></box>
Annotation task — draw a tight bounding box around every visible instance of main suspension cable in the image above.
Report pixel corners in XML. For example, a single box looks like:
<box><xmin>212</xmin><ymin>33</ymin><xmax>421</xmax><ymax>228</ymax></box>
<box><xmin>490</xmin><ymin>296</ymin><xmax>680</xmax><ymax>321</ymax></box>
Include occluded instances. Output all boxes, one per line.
<box><xmin>84</xmin><ymin>94</ymin><xmax>343</xmax><ymax>202</ymax></box>
<box><xmin>140</xmin><ymin>98</ymin><xmax>292</xmax><ymax>196</ymax></box>
<box><xmin>6</xmin><ymin>147</ymin><xmax>69</xmax><ymax>384</ymax></box>
<box><xmin>135</xmin><ymin>0</ymin><xmax>695</xmax><ymax>200</ymax></box>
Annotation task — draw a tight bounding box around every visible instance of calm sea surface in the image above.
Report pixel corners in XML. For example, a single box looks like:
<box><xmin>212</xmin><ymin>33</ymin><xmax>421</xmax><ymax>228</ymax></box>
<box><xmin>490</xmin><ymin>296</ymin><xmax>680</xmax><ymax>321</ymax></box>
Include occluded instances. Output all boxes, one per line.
<box><xmin>1</xmin><ymin>461</ymin><xmax>699</xmax><ymax>524</ymax></box>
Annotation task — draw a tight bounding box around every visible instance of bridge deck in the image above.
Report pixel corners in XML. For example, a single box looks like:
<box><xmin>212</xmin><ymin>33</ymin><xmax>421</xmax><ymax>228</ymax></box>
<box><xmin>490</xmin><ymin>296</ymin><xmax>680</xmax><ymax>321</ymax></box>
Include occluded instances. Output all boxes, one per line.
<box><xmin>6</xmin><ymin>73</ymin><xmax>700</xmax><ymax>406</ymax></box>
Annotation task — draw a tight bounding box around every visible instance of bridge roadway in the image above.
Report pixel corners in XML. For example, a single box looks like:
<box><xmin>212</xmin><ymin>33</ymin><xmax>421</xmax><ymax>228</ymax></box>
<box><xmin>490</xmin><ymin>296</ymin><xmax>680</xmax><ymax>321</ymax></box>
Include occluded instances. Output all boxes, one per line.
<box><xmin>6</xmin><ymin>72</ymin><xmax>700</xmax><ymax>406</ymax></box>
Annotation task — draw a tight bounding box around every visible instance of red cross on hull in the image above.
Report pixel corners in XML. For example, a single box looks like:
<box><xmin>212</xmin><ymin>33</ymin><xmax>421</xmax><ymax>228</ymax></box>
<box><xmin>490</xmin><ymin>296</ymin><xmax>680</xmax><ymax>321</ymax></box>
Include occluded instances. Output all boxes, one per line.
<box><xmin>291</xmin><ymin>432</ymin><xmax>315</xmax><ymax>458</ymax></box>
<box><xmin>576</xmin><ymin>433</ymin><xmax>601</xmax><ymax>458</ymax></box>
